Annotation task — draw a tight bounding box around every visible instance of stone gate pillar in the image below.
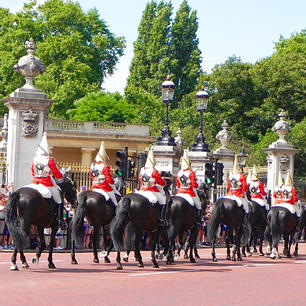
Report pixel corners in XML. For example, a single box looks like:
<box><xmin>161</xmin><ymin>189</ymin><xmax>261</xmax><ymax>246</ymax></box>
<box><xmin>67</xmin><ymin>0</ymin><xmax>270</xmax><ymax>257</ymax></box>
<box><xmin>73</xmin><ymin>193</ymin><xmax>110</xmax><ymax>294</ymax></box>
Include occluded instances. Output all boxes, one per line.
<box><xmin>2</xmin><ymin>38</ymin><xmax>53</xmax><ymax>190</ymax></box>
<box><xmin>264</xmin><ymin>110</ymin><xmax>299</xmax><ymax>203</ymax></box>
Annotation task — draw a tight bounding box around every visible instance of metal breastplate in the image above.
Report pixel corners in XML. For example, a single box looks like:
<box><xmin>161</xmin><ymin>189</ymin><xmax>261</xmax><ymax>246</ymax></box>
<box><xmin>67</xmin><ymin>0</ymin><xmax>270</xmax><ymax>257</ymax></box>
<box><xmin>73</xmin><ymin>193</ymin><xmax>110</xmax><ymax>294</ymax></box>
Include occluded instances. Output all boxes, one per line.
<box><xmin>250</xmin><ymin>182</ymin><xmax>259</xmax><ymax>194</ymax></box>
<box><xmin>178</xmin><ymin>170</ymin><xmax>191</xmax><ymax>188</ymax></box>
<box><xmin>229</xmin><ymin>173</ymin><xmax>241</xmax><ymax>189</ymax></box>
<box><xmin>140</xmin><ymin>168</ymin><xmax>155</xmax><ymax>187</ymax></box>
<box><xmin>33</xmin><ymin>155</ymin><xmax>50</xmax><ymax>177</ymax></box>
<box><xmin>281</xmin><ymin>186</ymin><xmax>292</xmax><ymax>200</ymax></box>
<box><xmin>91</xmin><ymin>163</ymin><xmax>105</xmax><ymax>183</ymax></box>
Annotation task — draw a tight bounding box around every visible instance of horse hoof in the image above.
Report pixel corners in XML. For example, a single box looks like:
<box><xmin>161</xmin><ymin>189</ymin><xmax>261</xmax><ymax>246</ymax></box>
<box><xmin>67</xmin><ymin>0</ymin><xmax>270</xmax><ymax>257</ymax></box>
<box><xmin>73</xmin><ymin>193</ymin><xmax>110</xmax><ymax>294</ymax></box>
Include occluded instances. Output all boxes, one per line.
<box><xmin>48</xmin><ymin>263</ymin><xmax>56</xmax><ymax>269</ymax></box>
<box><xmin>104</xmin><ymin>257</ymin><xmax>111</xmax><ymax>264</ymax></box>
<box><xmin>158</xmin><ymin>254</ymin><xmax>164</xmax><ymax>260</ymax></box>
<box><xmin>270</xmin><ymin>255</ymin><xmax>276</xmax><ymax>259</ymax></box>
<box><xmin>22</xmin><ymin>262</ymin><xmax>29</xmax><ymax>269</ymax></box>
<box><xmin>116</xmin><ymin>264</ymin><xmax>123</xmax><ymax>270</ymax></box>
<box><xmin>174</xmin><ymin>253</ymin><xmax>179</xmax><ymax>260</ymax></box>
<box><xmin>93</xmin><ymin>258</ymin><xmax>99</xmax><ymax>263</ymax></box>
<box><xmin>246</xmin><ymin>252</ymin><xmax>252</xmax><ymax>257</ymax></box>
<box><xmin>259</xmin><ymin>253</ymin><xmax>264</xmax><ymax>256</ymax></box>
<box><xmin>71</xmin><ymin>260</ymin><xmax>78</xmax><ymax>265</ymax></box>
<box><xmin>122</xmin><ymin>257</ymin><xmax>128</xmax><ymax>263</ymax></box>
<box><xmin>137</xmin><ymin>263</ymin><xmax>144</xmax><ymax>268</ymax></box>
<box><xmin>183</xmin><ymin>254</ymin><xmax>188</xmax><ymax>259</ymax></box>
<box><xmin>32</xmin><ymin>257</ymin><xmax>39</xmax><ymax>265</ymax></box>
<box><xmin>226</xmin><ymin>256</ymin><xmax>231</xmax><ymax>260</ymax></box>
<box><xmin>231</xmin><ymin>257</ymin><xmax>236</xmax><ymax>262</ymax></box>
<box><xmin>293</xmin><ymin>251</ymin><xmax>298</xmax><ymax>257</ymax></box>
<box><xmin>212</xmin><ymin>258</ymin><xmax>218</xmax><ymax>262</ymax></box>
<box><xmin>287</xmin><ymin>254</ymin><xmax>292</xmax><ymax>258</ymax></box>
<box><xmin>153</xmin><ymin>264</ymin><xmax>159</xmax><ymax>269</ymax></box>
<box><xmin>99</xmin><ymin>251</ymin><xmax>108</xmax><ymax>258</ymax></box>
<box><xmin>237</xmin><ymin>257</ymin><xmax>243</xmax><ymax>261</ymax></box>
<box><xmin>190</xmin><ymin>259</ymin><xmax>196</xmax><ymax>264</ymax></box>
<box><xmin>10</xmin><ymin>264</ymin><xmax>19</xmax><ymax>271</ymax></box>
<box><xmin>195</xmin><ymin>254</ymin><xmax>200</xmax><ymax>259</ymax></box>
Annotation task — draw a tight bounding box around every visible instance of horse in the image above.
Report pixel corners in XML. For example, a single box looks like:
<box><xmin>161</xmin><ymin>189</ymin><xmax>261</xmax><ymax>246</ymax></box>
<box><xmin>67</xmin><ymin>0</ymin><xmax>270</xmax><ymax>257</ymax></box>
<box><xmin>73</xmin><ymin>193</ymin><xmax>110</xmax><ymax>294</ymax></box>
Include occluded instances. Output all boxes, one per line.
<box><xmin>5</xmin><ymin>174</ymin><xmax>77</xmax><ymax>271</ymax></box>
<box><xmin>110</xmin><ymin>192</ymin><xmax>169</xmax><ymax>270</ymax></box>
<box><xmin>264</xmin><ymin>205</ymin><xmax>302</xmax><ymax>259</ymax></box>
<box><xmin>165</xmin><ymin>184</ymin><xmax>209</xmax><ymax>264</ymax></box>
<box><xmin>207</xmin><ymin>197</ymin><xmax>250</xmax><ymax>262</ymax></box>
<box><xmin>293</xmin><ymin>206</ymin><xmax>306</xmax><ymax>256</ymax></box>
<box><xmin>242</xmin><ymin>200</ymin><xmax>267</xmax><ymax>257</ymax></box>
<box><xmin>71</xmin><ymin>190</ymin><xmax>117</xmax><ymax>264</ymax></box>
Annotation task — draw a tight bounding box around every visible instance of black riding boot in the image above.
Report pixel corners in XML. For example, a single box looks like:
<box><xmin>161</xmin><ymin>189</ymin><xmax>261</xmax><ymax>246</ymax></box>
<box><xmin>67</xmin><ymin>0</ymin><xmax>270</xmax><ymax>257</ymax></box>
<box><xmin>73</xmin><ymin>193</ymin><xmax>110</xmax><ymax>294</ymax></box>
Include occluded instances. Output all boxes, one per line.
<box><xmin>159</xmin><ymin>204</ymin><xmax>168</xmax><ymax>226</ymax></box>
<box><xmin>196</xmin><ymin>209</ymin><xmax>202</xmax><ymax>226</ymax></box>
<box><xmin>57</xmin><ymin>203</ymin><xmax>68</xmax><ymax>230</ymax></box>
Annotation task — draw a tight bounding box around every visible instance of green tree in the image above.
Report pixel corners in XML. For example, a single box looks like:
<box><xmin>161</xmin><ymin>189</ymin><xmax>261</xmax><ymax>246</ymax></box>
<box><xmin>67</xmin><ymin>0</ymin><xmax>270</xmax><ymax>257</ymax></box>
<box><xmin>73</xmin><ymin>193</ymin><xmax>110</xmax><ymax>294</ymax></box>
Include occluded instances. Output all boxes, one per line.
<box><xmin>67</xmin><ymin>91</ymin><xmax>136</xmax><ymax>123</ymax></box>
<box><xmin>0</xmin><ymin>0</ymin><xmax>125</xmax><ymax>118</ymax></box>
<box><xmin>169</xmin><ymin>0</ymin><xmax>202</xmax><ymax>106</ymax></box>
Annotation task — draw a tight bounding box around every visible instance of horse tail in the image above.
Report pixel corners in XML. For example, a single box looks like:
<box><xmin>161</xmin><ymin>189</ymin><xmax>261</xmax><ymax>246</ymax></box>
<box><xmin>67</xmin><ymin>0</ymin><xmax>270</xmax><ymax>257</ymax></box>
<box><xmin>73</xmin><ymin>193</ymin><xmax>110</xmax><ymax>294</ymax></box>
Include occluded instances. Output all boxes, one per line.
<box><xmin>5</xmin><ymin>192</ymin><xmax>29</xmax><ymax>250</ymax></box>
<box><xmin>270</xmin><ymin>209</ymin><xmax>282</xmax><ymax>248</ymax></box>
<box><xmin>72</xmin><ymin>192</ymin><xmax>86</xmax><ymax>248</ymax></box>
<box><xmin>207</xmin><ymin>200</ymin><xmax>222</xmax><ymax>243</ymax></box>
<box><xmin>125</xmin><ymin>221</ymin><xmax>136</xmax><ymax>251</ymax></box>
<box><xmin>110</xmin><ymin>196</ymin><xmax>131</xmax><ymax>251</ymax></box>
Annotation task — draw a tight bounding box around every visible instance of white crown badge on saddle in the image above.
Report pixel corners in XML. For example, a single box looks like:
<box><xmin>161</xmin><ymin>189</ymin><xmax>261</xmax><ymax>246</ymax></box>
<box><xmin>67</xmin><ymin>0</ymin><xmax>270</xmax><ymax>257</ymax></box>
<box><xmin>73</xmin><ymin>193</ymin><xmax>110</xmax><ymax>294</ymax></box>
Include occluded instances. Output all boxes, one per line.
<box><xmin>135</xmin><ymin>190</ymin><xmax>158</xmax><ymax>204</ymax></box>
<box><xmin>25</xmin><ymin>183</ymin><xmax>52</xmax><ymax>199</ymax></box>
<box><xmin>275</xmin><ymin>203</ymin><xmax>301</xmax><ymax>217</ymax></box>
<box><xmin>175</xmin><ymin>193</ymin><xmax>194</xmax><ymax>206</ymax></box>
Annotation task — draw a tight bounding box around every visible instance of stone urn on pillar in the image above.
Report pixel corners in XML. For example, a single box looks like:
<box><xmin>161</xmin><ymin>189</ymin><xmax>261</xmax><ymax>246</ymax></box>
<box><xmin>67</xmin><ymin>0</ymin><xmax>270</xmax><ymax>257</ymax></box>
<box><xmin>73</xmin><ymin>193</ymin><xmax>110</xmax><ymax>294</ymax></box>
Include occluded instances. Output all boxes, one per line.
<box><xmin>2</xmin><ymin>38</ymin><xmax>54</xmax><ymax>190</ymax></box>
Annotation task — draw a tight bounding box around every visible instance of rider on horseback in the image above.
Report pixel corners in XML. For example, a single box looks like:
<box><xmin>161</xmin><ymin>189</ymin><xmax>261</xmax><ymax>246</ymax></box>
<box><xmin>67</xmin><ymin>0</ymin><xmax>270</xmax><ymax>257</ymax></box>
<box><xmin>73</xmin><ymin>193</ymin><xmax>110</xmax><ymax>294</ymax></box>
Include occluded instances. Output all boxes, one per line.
<box><xmin>136</xmin><ymin>148</ymin><xmax>166</xmax><ymax>225</ymax></box>
<box><xmin>31</xmin><ymin>132</ymin><xmax>68</xmax><ymax>230</ymax></box>
<box><xmin>249</xmin><ymin>165</ymin><xmax>269</xmax><ymax>212</ymax></box>
<box><xmin>274</xmin><ymin>171</ymin><xmax>301</xmax><ymax>232</ymax></box>
<box><xmin>227</xmin><ymin>154</ymin><xmax>249</xmax><ymax>228</ymax></box>
<box><xmin>176</xmin><ymin>149</ymin><xmax>202</xmax><ymax>225</ymax></box>
<box><xmin>90</xmin><ymin>142</ymin><xmax>119</xmax><ymax>210</ymax></box>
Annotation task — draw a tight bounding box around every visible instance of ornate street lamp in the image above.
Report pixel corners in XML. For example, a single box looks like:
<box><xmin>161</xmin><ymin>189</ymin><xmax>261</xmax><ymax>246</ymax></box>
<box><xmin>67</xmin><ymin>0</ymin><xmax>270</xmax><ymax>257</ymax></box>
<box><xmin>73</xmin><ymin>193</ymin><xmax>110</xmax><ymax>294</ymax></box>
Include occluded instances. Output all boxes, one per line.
<box><xmin>191</xmin><ymin>87</ymin><xmax>210</xmax><ymax>152</ymax></box>
<box><xmin>238</xmin><ymin>145</ymin><xmax>248</xmax><ymax>173</ymax></box>
<box><xmin>156</xmin><ymin>77</ymin><xmax>176</xmax><ymax>146</ymax></box>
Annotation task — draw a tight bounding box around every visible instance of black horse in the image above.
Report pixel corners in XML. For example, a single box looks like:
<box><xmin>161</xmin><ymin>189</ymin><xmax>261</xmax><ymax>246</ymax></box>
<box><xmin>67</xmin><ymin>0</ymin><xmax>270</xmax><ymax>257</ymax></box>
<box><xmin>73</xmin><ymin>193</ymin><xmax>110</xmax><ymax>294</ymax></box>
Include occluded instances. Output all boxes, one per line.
<box><xmin>5</xmin><ymin>175</ymin><xmax>77</xmax><ymax>270</ymax></box>
<box><xmin>71</xmin><ymin>190</ymin><xmax>117</xmax><ymax>264</ymax></box>
<box><xmin>166</xmin><ymin>185</ymin><xmax>209</xmax><ymax>264</ymax></box>
<box><xmin>207</xmin><ymin>197</ymin><xmax>250</xmax><ymax>262</ymax></box>
<box><xmin>242</xmin><ymin>200</ymin><xmax>267</xmax><ymax>257</ymax></box>
<box><xmin>293</xmin><ymin>206</ymin><xmax>306</xmax><ymax>256</ymax></box>
<box><xmin>265</xmin><ymin>205</ymin><xmax>301</xmax><ymax>259</ymax></box>
<box><xmin>110</xmin><ymin>193</ymin><xmax>169</xmax><ymax>270</ymax></box>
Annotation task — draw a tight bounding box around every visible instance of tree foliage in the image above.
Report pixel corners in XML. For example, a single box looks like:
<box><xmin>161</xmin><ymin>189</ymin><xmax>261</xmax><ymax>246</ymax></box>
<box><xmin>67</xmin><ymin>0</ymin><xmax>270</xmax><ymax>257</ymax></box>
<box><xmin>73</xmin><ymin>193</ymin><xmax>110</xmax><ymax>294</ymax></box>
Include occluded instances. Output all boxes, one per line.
<box><xmin>0</xmin><ymin>0</ymin><xmax>125</xmax><ymax>118</ymax></box>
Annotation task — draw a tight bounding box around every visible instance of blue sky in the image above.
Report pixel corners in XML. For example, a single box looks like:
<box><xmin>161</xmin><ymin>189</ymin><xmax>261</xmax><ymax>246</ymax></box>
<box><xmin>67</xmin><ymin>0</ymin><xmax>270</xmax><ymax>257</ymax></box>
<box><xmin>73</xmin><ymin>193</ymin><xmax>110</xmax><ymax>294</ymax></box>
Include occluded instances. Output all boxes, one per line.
<box><xmin>1</xmin><ymin>0</ymin><xmax>305</xmax><ymax>93</ymax></box>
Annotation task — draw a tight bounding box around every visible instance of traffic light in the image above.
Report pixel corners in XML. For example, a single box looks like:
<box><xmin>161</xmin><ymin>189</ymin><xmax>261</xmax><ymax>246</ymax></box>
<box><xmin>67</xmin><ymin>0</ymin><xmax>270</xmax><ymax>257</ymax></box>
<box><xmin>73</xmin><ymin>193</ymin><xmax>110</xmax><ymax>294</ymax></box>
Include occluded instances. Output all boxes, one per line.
<box><xmin>115</xmin><ymin>148</ymin><xmax>128</xmax><ymax>179</ymax></box>
<box><xmin>216</xmin><ymin>162</ymin><xmax>224</xmax><ymax>186</ymax></box>
<box><xmin>205</xmin><ymin>162</ymin><xmax>215</xmax><ymax>185</ymax></box>
<box><xmin>127</xmin><ymin>159</ymin><xmax>135</xmax><ymax>178</ymax></box>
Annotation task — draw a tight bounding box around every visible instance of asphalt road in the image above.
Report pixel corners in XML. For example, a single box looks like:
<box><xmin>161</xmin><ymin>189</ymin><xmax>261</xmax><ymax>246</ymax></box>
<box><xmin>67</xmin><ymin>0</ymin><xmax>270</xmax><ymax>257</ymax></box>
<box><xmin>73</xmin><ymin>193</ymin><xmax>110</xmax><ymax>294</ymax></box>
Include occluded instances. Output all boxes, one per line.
<box><xmin>0</xmin><ymin>243</ymin><xmax>305</xmax><ymax>306</ymax></box>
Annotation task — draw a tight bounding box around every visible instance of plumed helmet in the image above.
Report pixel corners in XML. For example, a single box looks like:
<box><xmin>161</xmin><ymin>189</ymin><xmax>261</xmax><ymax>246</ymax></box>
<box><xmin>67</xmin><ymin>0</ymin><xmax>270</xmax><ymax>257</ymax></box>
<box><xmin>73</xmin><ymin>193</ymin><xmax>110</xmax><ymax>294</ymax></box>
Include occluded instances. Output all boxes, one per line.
<box><xmin>284</xmin><ymin>171</ymin><xmax>293</xmax><ymax>186</ymax></box>
<box><xmin>278</xmin><ymin>171</ymin><xmax>283</xmax><ymax>187</ymax></box>
<box><xmin>145</xmin><ymin>148</ymin><xmax>156</xmax><ymax>168</ymax></box>
<box><xmin>251</xmin><ymin>165</ymin><xmax>258</xmax><ymax>181</ymax></box>
<box><xmin>180</xmin><ymin>148</ymin><xmax>191</xmax><ymax>170</ymax></box>
<box><xmin>232</xmin><ymin>155</ymin><xmax>240</xmax><ymax>175</ymax></box>
<box><xmin>95</xmin><ymin>141</ymin><xmax>108</xmax><ymax>163</ymax></box>
<box><xmin>36</xmin><ymin>132</ymin><xmax>50</xmax><ymax>155</ymax></box>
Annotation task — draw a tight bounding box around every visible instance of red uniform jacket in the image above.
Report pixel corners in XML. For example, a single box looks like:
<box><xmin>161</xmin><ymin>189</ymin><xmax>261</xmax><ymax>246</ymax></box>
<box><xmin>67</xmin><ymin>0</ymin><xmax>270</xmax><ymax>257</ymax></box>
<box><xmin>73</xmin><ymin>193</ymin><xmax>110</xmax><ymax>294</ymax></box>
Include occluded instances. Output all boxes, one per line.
<box><xmin>31</xmin><ymin>157</ymin><xmax>62</xmax><ymax>187</ymax></box>
<box><xmin>139</xmin><ymin>169</ymin><xmax>165</xmax><ymax>192</ymax></box>
<box><xmin>227</xmin><ymin>173</ymin><xmax>248</xmax><ymax>198</ymax></box>
<box><xmin>90</xmin><ymin>163</ymin><xmax>114</xmax><ymax>192</ymax></box>
<box><xmin>250</xmin><ymin>180</ymin><xmax>266</xmax><ymax>199</ymax></box>
<box><xmin>177</xmin><ymin>169</ymin><xmax>198</xmax><ymax>197</ymax></box>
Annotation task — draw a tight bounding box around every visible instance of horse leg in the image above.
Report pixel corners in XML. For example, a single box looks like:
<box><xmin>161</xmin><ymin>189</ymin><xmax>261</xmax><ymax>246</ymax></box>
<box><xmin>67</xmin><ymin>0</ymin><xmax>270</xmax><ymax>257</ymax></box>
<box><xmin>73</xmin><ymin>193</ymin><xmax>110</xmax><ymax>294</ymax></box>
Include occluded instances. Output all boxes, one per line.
<box><xmin>135</xmin><ymin>231</ymin><xmax>144</xmax><ymax>268</ymax></box>
<box><xmin>293</xmin><ymin>240</ymin><xmax>299</xmax><ymax>257</ymax></box>
<box><xmin>242</xmin><ymin>246</ymin><xmax>246</xmax><ymax>257</ymax></box>
<box><xmin>115</xmin><ymin>251</ymin><xmax>123</xmax><ymax>270</ymax></box>
<box><xmin>264</xmin><ymin>225</ymin><xmax>272</xmax><ymax>256</ymax></box>
<box><xmin>92</xmin><ymin>226</ymin><xmax>99</xmax><ymax>263</ymax></box>
<box><xmin>71</xmin><ymin>240</ymin><xmax>78</xmax><ymax>264</ymax></box>
<box><xmin>104</xmin><ymin>238</ymin><xmax>113</xmax><ymax>264</ymax></box>
<box><xmin>32</xmin><ymin>226</ymin><xmax>46</xmax><ymax>266</ymax></box>
<box><xmin>236</xmin><ymin>228</ymin><xmax>243</xmax><ymax>261</ymax></box>
<box><xmin>166</xmin><ymin>225</ymin><xmax>176</xmax><ymax>264</ymax></box>
<box><xmin>283</xmin><ymin>233</ymin><xmax>292</xmax><ymax>258</ymax></box>
<box><xmin>20</xmin><ymin>250</ymin><xmax>29</xmax><ymax>268</ymax></box>
<box><xmin>10</xmin><ymin>248</ymin><xmax>19</xmax><ymax>271</ymax></box>
<box><xmin>48</xmin><ymin>224</ymin><xmax>58</xmax><ymax>269</ymax></box>
<box><xmin>189</xmin><ymin>227</ymin><xmax>198</xmax><ymax>263</ymax></box>
<box><xmin>225</xmin><ymin>231</ymin><xmax>231</xmax><ymax>260</ymax></box>
<box><xmin>123</xmin><ymin>250</ymin><xmax>130</xmax><ymax>262</ymax></box>
<box><xmin>258</xmin><ymin>231</ymin><xmax>265</xmax><ymax>256</ymax></box>
<box><xmin>150</xmin><ymin>231</ymin><xmax>159</xmax><ymax>268</ymax></box>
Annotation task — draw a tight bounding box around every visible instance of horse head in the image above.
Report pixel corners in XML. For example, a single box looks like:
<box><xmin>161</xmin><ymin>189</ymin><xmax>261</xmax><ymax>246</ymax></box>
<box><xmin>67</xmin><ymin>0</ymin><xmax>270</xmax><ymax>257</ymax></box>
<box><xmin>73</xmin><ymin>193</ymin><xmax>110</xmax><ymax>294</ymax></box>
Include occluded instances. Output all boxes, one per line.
<box><xmin>57</xmin><ymin>168</ymin><xmax>77</xmax><ymax>206</ymax></box>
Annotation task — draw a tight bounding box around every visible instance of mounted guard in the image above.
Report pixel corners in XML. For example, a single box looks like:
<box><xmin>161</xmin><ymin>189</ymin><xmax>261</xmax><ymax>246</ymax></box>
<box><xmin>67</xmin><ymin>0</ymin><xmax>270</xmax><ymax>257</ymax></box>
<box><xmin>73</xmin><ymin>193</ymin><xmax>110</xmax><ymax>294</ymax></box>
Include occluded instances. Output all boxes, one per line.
<box><xmin>29</xmin><ymin>132</ymin><xmax>67</xmax><ymax>230</ymax></box>
<box><xmin>273</xmin><ymin>172</ymin><xmax>284</xmax><ymax>205</ymax></box>
<box><xmin>249</xmin><ymin>165</ymin><xmax>269</xmax><ymax>212</ymax></box>
<box><xmin>226</xmin><ymin>154</ymin><xmax>250</xmax><ymax>226</ymax></box>
<box><xmin>176</xmin><ymin>149</ymin><xmax>202</xmax><ymax>225</ymax></box>
<box><xmin>136</xmin><ymin>148</ymin><xmax>166</xmax><ymax>224</ymax></box>
<box><xmin>90</xmin><ymin>142</ymin><xmax>120</xmax><ymax>209</ymax></box>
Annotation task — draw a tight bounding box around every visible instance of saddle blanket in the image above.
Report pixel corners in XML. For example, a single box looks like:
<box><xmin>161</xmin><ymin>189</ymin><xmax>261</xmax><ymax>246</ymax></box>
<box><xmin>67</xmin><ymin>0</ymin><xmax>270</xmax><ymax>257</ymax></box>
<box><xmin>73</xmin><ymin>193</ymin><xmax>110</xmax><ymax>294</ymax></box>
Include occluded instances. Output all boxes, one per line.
<box><xmin>274</xmin><ymin>203</ymin><xmax>301</xmax><ymax>217</ymax></box>
<box><xmin>252</xmin><ymin>198</ymin><xmax>269</xmax><ymax>211</ymax></box>
<box><xmin>175</xmin><ymin>193</ymin><xmax>194</xmax><ymax>206</ymax></box>
<box><xmin>25</xmin><ymin>184</ymin><xmax>52</xmax><ymax>198</ymax></box>
<box><xmin>135</xmin><ymin>190</ymin><xmax>157</xmax><ymax>203</ymax></box>
<box><xmin>92</xmin><ymin>189</ymin><xmax>110</xmax><ymax>201</ymax></box>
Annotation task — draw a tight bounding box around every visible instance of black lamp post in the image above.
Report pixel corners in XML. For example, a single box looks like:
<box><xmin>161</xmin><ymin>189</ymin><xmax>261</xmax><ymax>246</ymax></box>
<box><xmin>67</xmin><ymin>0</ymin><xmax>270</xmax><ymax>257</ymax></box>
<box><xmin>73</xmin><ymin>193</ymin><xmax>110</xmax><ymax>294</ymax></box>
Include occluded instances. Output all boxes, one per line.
<box><xmin>156</xmin><ymin>77</ymin><xmax>176</xmax><ymax>146</ymax></box>
<box><xmin>238</xmin><ymin>145</ymin><xmax>248</xmax><ymax>173</ymax></box>
<box><xmin>191</xmin><ymin>87</ymin><xmax>210</xmax><ymax>152</ymax></box>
